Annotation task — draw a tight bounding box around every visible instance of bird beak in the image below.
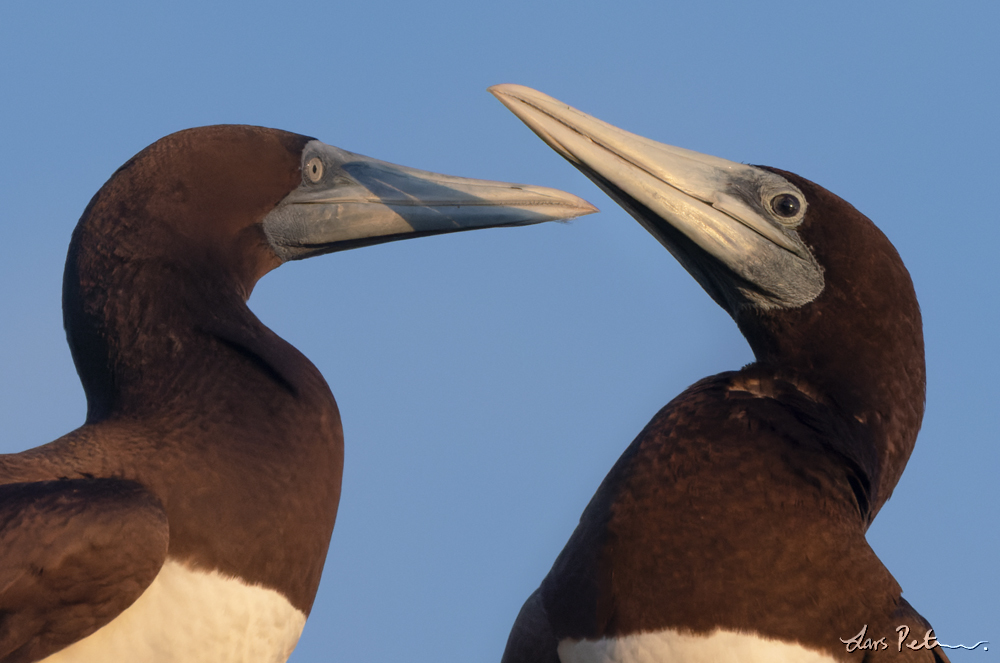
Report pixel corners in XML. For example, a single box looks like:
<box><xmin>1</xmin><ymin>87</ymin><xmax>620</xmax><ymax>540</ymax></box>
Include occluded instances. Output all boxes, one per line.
<box><xmin>263</xmin><ymin>141</ymin><xmax>597</xmax><ymax>261</ymax></box>
<box><xmin>488</xmin><ymin>84</ymin><xmax>823</xmax><ymax>311</ymax></box>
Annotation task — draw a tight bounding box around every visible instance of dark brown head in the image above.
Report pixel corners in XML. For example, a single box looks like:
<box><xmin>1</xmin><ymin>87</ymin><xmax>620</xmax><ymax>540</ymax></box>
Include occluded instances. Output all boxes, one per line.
<box><xmin>64</xmin><ymin>126</ymin><xmax>307</xmax><ymax>420</ymax></box>
<box><xmin>491</xmin><ymin>85</ymin><xmax>924</xmax><ymax>517</ymax></box>
<box><xmin>63</xmin><ymin>124</ymin><xmax>597</xmax><ymax>421</ymax></box>
<box><xmin>737</xmin><ymin>167</ymin><xmax>924</xmax><ymax>509</ymax></box>
<box><xmin>68</xmin><ymin>126</ymin><xmax>305</xmax><ymax>306</ymax></box>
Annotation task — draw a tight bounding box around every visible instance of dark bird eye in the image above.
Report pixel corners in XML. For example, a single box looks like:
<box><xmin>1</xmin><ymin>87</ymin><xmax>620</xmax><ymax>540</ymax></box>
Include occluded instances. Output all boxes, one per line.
<box><xmin>771</xmin><ymin>193</ymin><xmax>801</xmax><ymax>218</ymax></box>
<box><xmin>305</xmin><ymin>157</ymin><xmax>324</xmax><ymax>183</ymax></box>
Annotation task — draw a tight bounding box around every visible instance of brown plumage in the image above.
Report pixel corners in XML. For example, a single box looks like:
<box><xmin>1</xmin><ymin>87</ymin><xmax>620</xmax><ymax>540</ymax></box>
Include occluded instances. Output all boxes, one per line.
<box><xmin>491</xmin><ymin>85</ymin><xmax>947</xmax><ymax>662</ymax></box>
<box><xmin>0</xmin><ymin>124</ymin><xmax>595</xmax><ymax>662</ymax></box>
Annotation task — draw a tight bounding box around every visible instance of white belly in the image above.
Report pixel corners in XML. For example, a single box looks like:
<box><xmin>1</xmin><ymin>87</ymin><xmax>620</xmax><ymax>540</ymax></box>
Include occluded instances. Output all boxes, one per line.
<box><xmin>41</xmin><ymin>559</ymin><xmax>307</xmax><ymax>663</ymax></box>
<box><xmin>558</xmin><ymin>628</ymin><xmax>838</xmax><ymax>663</ymax></box>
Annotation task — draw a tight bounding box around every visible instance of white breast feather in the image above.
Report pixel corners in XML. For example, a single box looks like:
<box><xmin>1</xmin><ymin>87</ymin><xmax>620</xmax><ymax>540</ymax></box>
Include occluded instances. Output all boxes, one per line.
<box><xmin>557</xmin><ymin>628</ymin><xmax>838</xmax><ymax>663</ymax></box>
<box><xmin>40</xmin><ymin>559</ymin><xmax>307</xmax><ymax>663</ymax></box>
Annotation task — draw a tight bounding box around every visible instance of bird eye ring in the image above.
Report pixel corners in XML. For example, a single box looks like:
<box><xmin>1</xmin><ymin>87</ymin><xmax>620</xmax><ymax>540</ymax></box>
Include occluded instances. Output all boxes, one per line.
<box><xmin>305</xmin><ymin>157</ymin><xmax>324</xmax><ymax>183</ymax></box>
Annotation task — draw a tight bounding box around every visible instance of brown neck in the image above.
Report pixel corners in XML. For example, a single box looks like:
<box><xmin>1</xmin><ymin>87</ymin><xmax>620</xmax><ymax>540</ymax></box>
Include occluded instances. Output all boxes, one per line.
<box><xmin>736</xmin><ymin>245</ymin><xmax>925</xmax><ymax>519</ymax></box>
<box><xmin>63</xmin><ymin>211</ymin><xmax>310</xmax><ymax>423</ymax></box>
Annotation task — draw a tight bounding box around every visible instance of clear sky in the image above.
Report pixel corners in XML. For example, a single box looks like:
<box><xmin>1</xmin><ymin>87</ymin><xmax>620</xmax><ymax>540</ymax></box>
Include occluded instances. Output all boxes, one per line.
<box><xmin>1</xmin><ymin>1</ymin><xmax>996</xmax><ymax>661</ymax></box>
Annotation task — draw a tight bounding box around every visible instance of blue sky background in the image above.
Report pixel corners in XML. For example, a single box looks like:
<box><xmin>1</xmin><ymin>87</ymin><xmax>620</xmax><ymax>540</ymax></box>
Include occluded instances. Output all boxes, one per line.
<box><xmin>1</xmin><ymin>2</ymin><xmax>996</xmax><ymax>660</ymax></box>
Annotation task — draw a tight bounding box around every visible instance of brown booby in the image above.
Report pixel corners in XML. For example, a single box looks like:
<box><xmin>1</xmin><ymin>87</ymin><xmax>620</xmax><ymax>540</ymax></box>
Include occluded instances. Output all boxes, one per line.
<box><xmin>490</xmin><ymin>85</ymin><xmax>947</xmax><ymax>662</ymax></box>
<box><xmin>0</xmin><ymin>124</ymin><xmax>596</xmax><ymax>663</ymax></box>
